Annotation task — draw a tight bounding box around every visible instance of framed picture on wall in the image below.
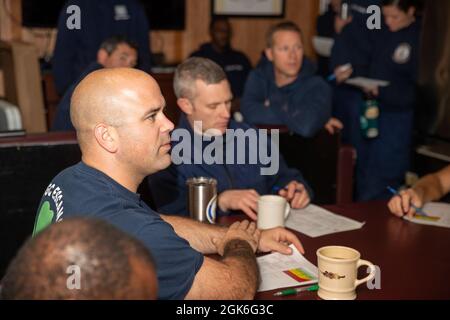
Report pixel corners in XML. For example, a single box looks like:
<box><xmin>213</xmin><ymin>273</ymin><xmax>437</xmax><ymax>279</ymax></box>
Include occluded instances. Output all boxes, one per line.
<box><xmin>211</xmin><ymin>0</ymin><xmax>285</xmax><ymax>18</ymax></box>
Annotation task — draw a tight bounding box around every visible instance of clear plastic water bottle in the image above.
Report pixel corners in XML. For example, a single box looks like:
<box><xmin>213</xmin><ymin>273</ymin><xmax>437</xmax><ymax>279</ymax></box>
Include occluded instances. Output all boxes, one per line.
<box><xmin>360</xmin><ymin>94</ymin><xmax>379</xmax><ymax>139</ymax></box>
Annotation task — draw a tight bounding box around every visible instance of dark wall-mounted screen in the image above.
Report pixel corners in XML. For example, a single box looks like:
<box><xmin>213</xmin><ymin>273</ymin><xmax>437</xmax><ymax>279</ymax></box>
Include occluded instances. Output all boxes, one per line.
<box><xmin>139</xmin><ymin>0</ymin><xmax>185</xmax><ymax>30</ymax></box>
<box><xmin>21</xmin><ymin>0</ymin><xmax>185</xmax><ymax>30</ymax></box>
<box><xmin>21</xmin><ymin>0</ymin><xmax>66</xmax><ymax>28</ymax></box>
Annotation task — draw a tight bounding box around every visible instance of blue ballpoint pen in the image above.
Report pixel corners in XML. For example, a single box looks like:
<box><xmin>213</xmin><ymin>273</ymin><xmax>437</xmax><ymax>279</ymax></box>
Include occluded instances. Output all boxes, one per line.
<box><xmin>327</xmin><ymin>63</ymin><xmax>352</xmax><ymax>82</ymax></box>
<box><xmin>327</xmin><ymin>73</ymin><xmax>337</xmax><ymax>82</ymax></box>
<box><xmin>386</xmin><ymin>186</ymin><xmax>428</xmax><ymax>217</ymax></box>
<box><xmin>272</xmin><ymin>185</ymin><xmax>303</xmax><ymax>194</ymax></box>
<box><xmin>272</xmin><ymin>185</ymin><xmax>286</xmax><ymax>193</ymax></box>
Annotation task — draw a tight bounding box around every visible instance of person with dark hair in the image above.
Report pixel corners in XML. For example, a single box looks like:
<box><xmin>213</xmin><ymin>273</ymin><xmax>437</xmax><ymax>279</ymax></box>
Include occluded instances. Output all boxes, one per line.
<box><xmin>332</xmin><ymin>0</ymin><xmax>422</xmax><ymax>201</ymax></box>
<box><xmin>52</xmin><ymin>35</ymin><xmax>138</xmax><ymax>131</ymax></box>
<box><xmin>33</xmin><ymin>67</ymin><xmax>305</xmax><ymax>300</ymax></box>
<box><xmin>52</xmin><ymin>0</ymin><xmax>151</xmax><ymax>96</ymax></box>
<box><xmin>1</xmin><ymin>217</ymin><xmax>158</xmax><ymax>300</ymax></box>
<box><xmin>98</xmin><ymin>34</ymin><xmax>139</xmax><ymax>57</ymax></box>
<box><xmin>241</xmin><ymin>21</ymin><xmax>337</xmax><ymax>138</ymax></box>
<box><xmin>149</xmin><ymin>57</ymin><xmax>312</xmax><ymax>220</ymax></box>
<box><xmin>190</xmin><ymin>17</ymin><xmax>252</xmax><ymax>101</ymax></box>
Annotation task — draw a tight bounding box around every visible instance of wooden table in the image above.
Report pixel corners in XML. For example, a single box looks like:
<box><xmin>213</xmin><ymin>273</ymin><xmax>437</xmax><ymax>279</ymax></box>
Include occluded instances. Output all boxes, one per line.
<box><xmin>0</xmin><ymin>131</ymin><xmax>77</xmax><ymax>147</ymax></box>
<box><xmin>218</xmin><ymin>201</ymin><xmax>450</xmax><ymax>300</ymax></box>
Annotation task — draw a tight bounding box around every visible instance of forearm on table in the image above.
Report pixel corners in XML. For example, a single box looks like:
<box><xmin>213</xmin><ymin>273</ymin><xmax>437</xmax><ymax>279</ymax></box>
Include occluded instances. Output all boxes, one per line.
<box><xmin>185</xmin><ymin>239</ymin><xmax>259</xmax><ymax>300</ymax></box>
<box><xmin>161</xmin><ymin>214</ymin><xmax>227</xmax><ymax>254</ymax></box>
<box><xmin>413</xmin><ymin>173</ymin><xmax>446</xmax><ymax>203</ymax></box>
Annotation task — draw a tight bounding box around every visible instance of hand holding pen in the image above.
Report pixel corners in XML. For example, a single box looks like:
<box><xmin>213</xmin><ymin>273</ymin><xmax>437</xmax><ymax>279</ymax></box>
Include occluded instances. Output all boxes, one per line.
<box><xmin>387</xmin><ymin>186</ymin><xmax>441</xmax><ymax>221</ymax></box>
<box><xmin>386</xmin><ymin>186</ymin><xmax>426</xmax><ymax>218</ymax></box>
<box><xmin>327</xmin><ymin>63</ymin><xmax>353</xmax><ymax>83</ymax></box>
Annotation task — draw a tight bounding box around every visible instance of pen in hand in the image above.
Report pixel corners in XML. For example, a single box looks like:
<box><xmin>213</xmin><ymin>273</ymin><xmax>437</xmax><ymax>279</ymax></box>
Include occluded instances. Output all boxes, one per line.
<box><xmin>386</xmin><ymin>186</ymin><xmax>428</xmax><ymax>217</ymax></box>
<box><xmin>273</xmin><ymin>284</ymin><xmax>319</xmax><ymax>297</ymax></box>
<box><xmin>272</xmin><ymin>185</ymin><xmax>303</xmax><ymax>194</ymax></box>
<box><xmin>327</xmin><ymin>63</ymin><xmax>352</xmax><ymax>82</ymax></box>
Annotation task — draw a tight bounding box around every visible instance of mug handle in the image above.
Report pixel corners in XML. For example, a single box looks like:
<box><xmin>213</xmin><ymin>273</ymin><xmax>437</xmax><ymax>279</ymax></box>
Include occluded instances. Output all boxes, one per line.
<box><xmin>206</xmin><ymin>195</ymin><xmax>217</xmax><ymax>224</ymax></box>
<box><xmin>284</xmin><ymin>203</ymin><xmax>291</xmax><ymax>219</ymax></box>
<box><xmin>354</xmin><ymin>259</ymin><xmax>376</xmax><ymax>288</ymax></box>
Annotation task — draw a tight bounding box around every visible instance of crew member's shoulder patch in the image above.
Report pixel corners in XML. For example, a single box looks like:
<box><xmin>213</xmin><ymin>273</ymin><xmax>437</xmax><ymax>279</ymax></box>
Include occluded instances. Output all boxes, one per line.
<box><xmin>33</xmin><ymin>201</ymin><xmax>55</xmax><ymax>236</ymax></box>
<box><xmin>392</xmin><ymin>43</ymin><xmax>411</xmax><ymax>64</ymax></box>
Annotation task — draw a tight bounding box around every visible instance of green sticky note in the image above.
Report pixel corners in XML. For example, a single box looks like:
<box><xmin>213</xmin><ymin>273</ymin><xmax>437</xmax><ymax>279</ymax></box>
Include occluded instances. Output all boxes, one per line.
<box><xmin>33</xmin><ymin>201</ymin><xmax>54</xmax><ymax>236</ymax></box>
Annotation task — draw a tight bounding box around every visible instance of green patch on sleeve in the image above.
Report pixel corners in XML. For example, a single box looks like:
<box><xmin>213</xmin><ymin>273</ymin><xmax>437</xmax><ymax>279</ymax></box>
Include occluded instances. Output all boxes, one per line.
<box><xmin>32</xmin><ymin>201</ymin><xmax>55</xmax><ymax>236</ymax></box>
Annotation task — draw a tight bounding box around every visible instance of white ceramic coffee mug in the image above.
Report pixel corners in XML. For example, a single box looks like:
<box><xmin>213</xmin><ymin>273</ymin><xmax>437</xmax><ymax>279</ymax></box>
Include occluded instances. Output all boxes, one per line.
<box><xmin>257</xmin><ymin>195</ymin><xmax>290</xmax><ymax>230</ymax></box>
<box><xmin>316</xmin><ymin>246</ymin><xmax>376</xmax><ymax>300</ymax></box>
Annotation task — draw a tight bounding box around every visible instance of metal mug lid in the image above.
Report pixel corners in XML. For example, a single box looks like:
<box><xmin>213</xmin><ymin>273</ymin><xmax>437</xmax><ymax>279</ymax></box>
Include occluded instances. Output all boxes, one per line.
<box><xmin>186</xmin><ymin>177</ymin><xmax>217</xmax><ymax>186</ymax></box>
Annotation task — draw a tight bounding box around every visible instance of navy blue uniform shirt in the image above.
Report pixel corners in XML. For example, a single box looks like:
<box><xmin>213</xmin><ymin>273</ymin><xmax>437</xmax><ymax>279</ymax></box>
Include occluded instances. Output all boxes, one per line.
<box><xmin>52</xmin><ymin>0</ymin><xmax>151</xmax><ymax>95</ymax></box>
<box><xmin>34</xmin><ymin>162</ymin><xmax>204</xmax><ymax>299</ymax></box>
<box><xmin>241</xmin><ymin>59</ymin><xmax>332</xmax><ymax>138</ymax></box>
<box><xmin>148</xmin><ymin>115</ymin><xmax>312</xmax><ymax>216</ymax></box>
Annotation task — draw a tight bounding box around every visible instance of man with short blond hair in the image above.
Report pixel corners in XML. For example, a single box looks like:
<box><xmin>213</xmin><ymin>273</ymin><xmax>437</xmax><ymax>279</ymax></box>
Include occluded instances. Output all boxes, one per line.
<box><xmin>241</xmin><ymin>21</ymin><xmax>337</xmax><ymax>137</ymax></box>
<box><xmin>150</xmin><ymin>57</ymin><xmax>312</xmax><ymax>220</ymax></box>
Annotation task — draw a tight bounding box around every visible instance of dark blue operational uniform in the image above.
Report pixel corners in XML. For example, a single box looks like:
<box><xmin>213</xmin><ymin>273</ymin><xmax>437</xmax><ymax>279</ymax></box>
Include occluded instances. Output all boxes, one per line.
<box><xmin>241</xmin><ymin>57</ymin><xmax>332</xmax><ymax>138</ymax></box>
<box><xmin>34</xmin><ymin>162</ymin><xmax>203</xmax><ymax>299</ymax></box>
<box><xmin>355</xmin><ymin>19</ymin><xmax>421</xmax><ymax>201</ymax></box>
<box><xmin>148</xmin><ymin>114</ymin><xmax>312</xmax><ymax>216</ymax></box>
<box><xmin>52</xmin><ymin>0</ymin><xmax>151</xmax><ymax>95</ymax></box>
<box><xmin>330</xmin><ymin>0</ymin><xmax>381</xmax><ymax>76</ymax></box>
<box><xmin>331</xmin><ymin>1</ymin><xmax>421</xmax><ymax>200</ymax></box>
<box><xmin>316</xmin><ymin>4</ymin><xmax>338</xmax><ymax>78</ymax></box>
<box><xmin>190</xmin><ymin>43</ymin><xmax>252</xmax><ymax>98</ymax></box>
<box><xmin>330</xmin><ymin>0</ymin><xmax>381</xmax><ymax>145</ymax></box>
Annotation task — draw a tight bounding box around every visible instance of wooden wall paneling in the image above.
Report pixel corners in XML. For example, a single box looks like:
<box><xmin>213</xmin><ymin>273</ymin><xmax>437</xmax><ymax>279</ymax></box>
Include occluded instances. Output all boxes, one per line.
<box><xmin>6</xmin><ymin>0</ymin><xmax>320</xmax><ymax>66</ymax></box>
<box><xmin>0</xmin><ymin>43</ymin><xmax>18</xmax><ymax>103</ymax></box>
<box><xmin>150</xmin><ymin>0</ymin><xmax>319</xmax><ymax>66</ymax></box>
<box><xmin>0</xmin><ymin>41</ymin><xmax>47</xmax><ymax>133</ymax></box>
<box><xmin>0</xmin><ymin>0</ymin><xmax>22</xmax><ymax>41</ymax></box>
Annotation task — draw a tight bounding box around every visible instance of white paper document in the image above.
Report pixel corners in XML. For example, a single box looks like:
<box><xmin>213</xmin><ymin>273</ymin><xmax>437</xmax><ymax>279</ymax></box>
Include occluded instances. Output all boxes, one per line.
<box><xmin>404</xmin><ymin>202</ymin><xmax>450</xmax><ymax>228</ymax></box>
<box><xmin>312</xmin><ymin>36</ymin><xmax>334</xmax><ymax>57</ymax></box>
<box><xmin>345</xmin><ymin>77</ymin><xmax>390</xmax><ymax>89</ymax></box>
<box><xmin>257</xmin><ymin>245</ymin><xmax>318</xmax><ymax>292</ymax></box>
<box><xmin>286</xmin><ymin>204</ymin><xmax>365</xmax><ymax>238</ymax></box>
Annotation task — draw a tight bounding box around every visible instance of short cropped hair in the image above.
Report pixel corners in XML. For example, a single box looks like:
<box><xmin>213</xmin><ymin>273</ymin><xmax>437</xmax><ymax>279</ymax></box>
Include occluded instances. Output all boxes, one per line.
<box><xmin>173</xmin><ymin>57</ymin><xmax>227</xmax><ymax>100</ymax></box>
<box><xmin>99</xmin><ymin>35</ymin><xmax>138</xmax><ymax>55</ymax></box>
<box><xmin>1</xmin><ymin>217</ymin><xmax>156</xmax><ymax>300</ymax></box>
<box><xmin>265</xmin><ymin>21</ymin><xmax>304</xmax><ymax>48</ymax></box>
<box><xmin>381</xmin><ymin>0</ymin><xmax>420</xmax><ymax>13</ymax></box>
